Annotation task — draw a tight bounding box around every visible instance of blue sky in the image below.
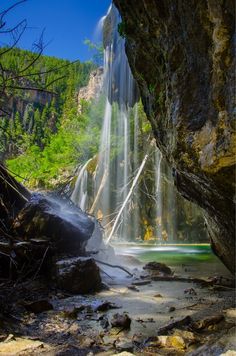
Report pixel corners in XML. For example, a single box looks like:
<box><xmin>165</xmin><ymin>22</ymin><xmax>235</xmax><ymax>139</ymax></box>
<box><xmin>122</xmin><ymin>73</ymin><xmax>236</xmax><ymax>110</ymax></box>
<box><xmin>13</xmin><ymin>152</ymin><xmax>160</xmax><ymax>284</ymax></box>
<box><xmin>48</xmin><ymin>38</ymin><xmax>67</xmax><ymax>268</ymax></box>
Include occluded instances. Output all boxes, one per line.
<box><xmin>0</xmin><ymin>0</ymin><xmax>111</xmax><ymax>62</ymax></box>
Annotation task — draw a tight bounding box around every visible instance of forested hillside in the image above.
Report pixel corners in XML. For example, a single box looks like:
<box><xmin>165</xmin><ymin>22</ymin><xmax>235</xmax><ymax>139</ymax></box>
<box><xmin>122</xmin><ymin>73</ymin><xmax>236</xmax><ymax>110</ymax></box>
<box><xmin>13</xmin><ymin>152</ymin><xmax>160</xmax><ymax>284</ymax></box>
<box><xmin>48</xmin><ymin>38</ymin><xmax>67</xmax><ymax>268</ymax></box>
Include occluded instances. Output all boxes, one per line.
<box><xmin>0</xmin><ymin>48</ymin><xmax>98</xmax><ymax>188</ymax></box>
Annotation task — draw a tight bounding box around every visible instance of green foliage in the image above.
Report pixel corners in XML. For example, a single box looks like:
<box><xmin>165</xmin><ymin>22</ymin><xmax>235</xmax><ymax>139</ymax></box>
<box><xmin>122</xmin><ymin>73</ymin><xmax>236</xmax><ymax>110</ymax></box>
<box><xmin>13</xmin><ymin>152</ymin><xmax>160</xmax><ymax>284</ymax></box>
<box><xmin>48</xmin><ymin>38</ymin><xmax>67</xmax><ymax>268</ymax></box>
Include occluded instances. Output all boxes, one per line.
<box><xmin>5</xmin><ymin>91</ymin><xmax>105</xmax><ymax>189</ymax></box>
<box><xmin>3</xmin><ymin>48</ymin><xmax>152</xmax><ymax>191</ymax></box>
<box><xmin>117</xmin><ymin>21</ymin><xmax>126</xmax><ymax>39</ymax></box>
<box><xmin>84</xmin><ymin>39</ymin><xmax>103</xmax><ymax>66</ymax></box>
<box><xmin>1</xmin><ymin>47</ymin><xmax>98</xmax><ymax>187</ymax></box>
<box><xmin>1</xmin><ymin>48</ymin><xmax>95</xmax><ymax>155</ymax></box>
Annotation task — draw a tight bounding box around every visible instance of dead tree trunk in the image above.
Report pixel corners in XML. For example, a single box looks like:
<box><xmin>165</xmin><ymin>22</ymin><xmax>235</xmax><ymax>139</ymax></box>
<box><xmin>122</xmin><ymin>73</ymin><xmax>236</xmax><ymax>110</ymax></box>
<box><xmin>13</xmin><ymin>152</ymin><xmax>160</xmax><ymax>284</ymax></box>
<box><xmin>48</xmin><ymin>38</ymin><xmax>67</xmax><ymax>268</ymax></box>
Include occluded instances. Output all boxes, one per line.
<box><xmin>0</xmin><ymin>164</ymin><xmax>31</xmax><ymax>231</ymax></box>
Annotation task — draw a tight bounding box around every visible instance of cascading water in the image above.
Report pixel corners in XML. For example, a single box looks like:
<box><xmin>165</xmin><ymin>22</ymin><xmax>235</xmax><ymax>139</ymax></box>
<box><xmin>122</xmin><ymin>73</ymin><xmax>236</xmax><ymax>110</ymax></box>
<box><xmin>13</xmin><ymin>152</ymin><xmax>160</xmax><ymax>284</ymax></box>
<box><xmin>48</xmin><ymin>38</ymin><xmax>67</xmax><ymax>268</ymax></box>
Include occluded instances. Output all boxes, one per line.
<box><xmin>90</xmin><ymin>4</ymin><xmax>141</xmax><ymax>240</ymax></box>
<box><xmin>71</xmin><ymin>4</ymin><xmax>207</xmax><ymax>244</ymax></box>
<box><xmin>154</xmin><ymin>150</ymin><xmax>162</xmax><ymax>240</ymax></box>
<box><xmin>71</xmin><ymin>158</ymin><xmax>92</xmax><ymax>211</ymax></box>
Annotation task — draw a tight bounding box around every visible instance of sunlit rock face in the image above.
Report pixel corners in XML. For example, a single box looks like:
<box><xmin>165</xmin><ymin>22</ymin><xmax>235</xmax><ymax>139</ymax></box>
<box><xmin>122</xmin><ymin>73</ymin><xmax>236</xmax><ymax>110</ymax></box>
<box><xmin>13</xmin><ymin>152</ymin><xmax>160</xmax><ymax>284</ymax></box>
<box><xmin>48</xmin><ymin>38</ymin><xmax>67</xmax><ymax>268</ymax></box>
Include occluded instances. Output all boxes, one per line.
<box><xmin>77</xmin><ymin>67</ymin><xmax>104</xmax><ymax>113</ymax></box>
<box><xmin>113</xmin><ymin>0</ymin><xmax>235</xmax><ymax>273</ymax></box>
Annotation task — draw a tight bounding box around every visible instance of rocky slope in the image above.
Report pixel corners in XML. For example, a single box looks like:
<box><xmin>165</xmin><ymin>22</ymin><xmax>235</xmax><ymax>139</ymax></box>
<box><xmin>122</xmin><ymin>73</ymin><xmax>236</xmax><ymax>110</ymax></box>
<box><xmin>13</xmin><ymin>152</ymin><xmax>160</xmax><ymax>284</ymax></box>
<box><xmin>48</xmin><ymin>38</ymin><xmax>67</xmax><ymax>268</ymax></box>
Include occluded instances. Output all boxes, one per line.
<box><xmin>77</xmin><ymin>67</ymin><xmax>103</xmax><ymax>113</ymax></box>
<box><xmin>113</xmin><ymin>0</ymin><xmax>235</xmax><ymax>273</ymax></box>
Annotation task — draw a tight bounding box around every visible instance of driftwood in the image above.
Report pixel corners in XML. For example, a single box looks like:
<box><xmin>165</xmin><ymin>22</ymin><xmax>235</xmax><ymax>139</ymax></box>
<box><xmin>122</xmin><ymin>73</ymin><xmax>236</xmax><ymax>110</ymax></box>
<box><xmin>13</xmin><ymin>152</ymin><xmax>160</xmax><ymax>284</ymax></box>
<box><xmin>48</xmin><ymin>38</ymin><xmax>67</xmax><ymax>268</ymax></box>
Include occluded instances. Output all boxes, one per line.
<box><xmin>150</xmin><ymin>275</ymin><xmax>235</xmax><ymax>288</ymax></box>
<box><xmin>157</xmin><ymin>316</ymin><xmax>192</xmax><ymax>335</ymax></box>
<box><xmin>94</xmin><ymin>259</ymin><xmax>133</xmax><ymax>277</ymax></box>
<box><xmin>151</xmin><ymin>275</ymin><xmax>210</xmax><ymax>286</ymax></box>
<box><xmin>106</xmin><ymin>142</ymin><xmax>155</xmax><ymax>244</ymax></box>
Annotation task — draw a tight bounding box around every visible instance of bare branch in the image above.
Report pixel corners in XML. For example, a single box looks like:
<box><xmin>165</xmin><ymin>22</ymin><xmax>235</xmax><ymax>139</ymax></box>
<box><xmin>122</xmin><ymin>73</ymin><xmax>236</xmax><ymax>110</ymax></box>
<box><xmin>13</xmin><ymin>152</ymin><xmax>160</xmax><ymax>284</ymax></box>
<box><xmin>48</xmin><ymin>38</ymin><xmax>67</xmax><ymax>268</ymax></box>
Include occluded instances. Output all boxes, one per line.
<box><xmin>5</xmin><ymin>59</ymin><xmax>80</xmax><ymax>83</ymax></box>
<box><xmin>4</xmin><ymin>85</ymin><xmax>57</xmax><ymax>95</ymax></box>
<box><xmin>17</xmin><ymin>30</ymin><xmax>46</xmax><ymax>74</ymax></box>
<box><xmin>0</xmin><ymin>0</ymin><xmax>27</xmax><ymax>23</ymax></box>
<box><xmin>0</xmin><ymin>20</ymin><xmax>27</xmax><ymax>57</ymax></box>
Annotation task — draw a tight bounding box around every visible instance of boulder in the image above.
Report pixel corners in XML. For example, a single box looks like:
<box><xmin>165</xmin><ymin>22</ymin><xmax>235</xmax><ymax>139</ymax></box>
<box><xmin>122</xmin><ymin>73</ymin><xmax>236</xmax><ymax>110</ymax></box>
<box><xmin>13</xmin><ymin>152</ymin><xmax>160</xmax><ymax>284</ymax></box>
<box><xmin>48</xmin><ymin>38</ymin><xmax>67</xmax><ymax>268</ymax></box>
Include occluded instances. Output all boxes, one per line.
<box><xmin>113</xmin><ymin>0</ymin><xmax>235</xmax><ymax>273</ymax></box>
<box><xmin>55</xmin><ymin>257</ymin><xmax>101</xmax><ymax>294</ymax></box>
<box><xmin>13</xmin><ymin>193</ymin><xmax>94</xmax><ymax>256</ymax></box>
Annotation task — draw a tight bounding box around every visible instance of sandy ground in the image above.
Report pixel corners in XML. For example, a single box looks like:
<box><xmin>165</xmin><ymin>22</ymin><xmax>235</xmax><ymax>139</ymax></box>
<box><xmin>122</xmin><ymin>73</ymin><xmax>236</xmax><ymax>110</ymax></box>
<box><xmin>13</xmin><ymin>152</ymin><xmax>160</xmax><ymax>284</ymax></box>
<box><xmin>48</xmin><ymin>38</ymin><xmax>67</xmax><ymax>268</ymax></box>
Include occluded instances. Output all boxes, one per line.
<box><xmin>0</xmin><ymin>252</ymin><xmax>235</xmax><ymax>355</ymax></box>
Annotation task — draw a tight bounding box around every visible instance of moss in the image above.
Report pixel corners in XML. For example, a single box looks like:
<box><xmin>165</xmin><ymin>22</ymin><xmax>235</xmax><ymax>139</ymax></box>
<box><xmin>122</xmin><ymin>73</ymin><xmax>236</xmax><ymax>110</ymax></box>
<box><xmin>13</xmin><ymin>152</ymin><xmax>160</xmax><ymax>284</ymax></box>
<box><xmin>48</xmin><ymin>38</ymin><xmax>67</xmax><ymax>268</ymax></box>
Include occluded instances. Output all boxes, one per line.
<box><xmin>117</xmin><ymin>21</ymin><xmax>126</xmax><ymax>38</ymax></box>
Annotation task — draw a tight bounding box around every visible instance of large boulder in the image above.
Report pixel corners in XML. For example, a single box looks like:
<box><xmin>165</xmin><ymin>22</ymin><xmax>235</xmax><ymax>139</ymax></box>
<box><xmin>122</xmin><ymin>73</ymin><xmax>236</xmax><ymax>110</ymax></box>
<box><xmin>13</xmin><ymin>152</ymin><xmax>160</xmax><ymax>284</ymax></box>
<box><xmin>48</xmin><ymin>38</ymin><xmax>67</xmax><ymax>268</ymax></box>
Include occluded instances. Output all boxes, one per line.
<box><xmin>113</xmin><ymin>0</ymin><xmax>235</xmax><ymax>273</ymax></box>
<box><xmin>13</xmin><ymin>193</ymin><xmax>94</xmax><ymax>256</ymax></box>
<box><xmin>55</xmin><ymin>257</ymin><xmax>102</xmax><ymax>294</ymax></box>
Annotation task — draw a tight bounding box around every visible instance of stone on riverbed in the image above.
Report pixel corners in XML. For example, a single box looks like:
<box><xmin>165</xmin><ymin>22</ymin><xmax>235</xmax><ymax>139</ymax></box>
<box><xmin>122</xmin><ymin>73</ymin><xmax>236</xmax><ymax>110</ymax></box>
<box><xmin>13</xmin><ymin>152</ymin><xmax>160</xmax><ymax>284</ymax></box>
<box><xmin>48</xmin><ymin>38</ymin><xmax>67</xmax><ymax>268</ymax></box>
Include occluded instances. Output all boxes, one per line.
<box><xmin>23</xmin><ymin>299</ymin><xmax>53</xmax><ymax>314</ymax></box>
<box><xmin>55</xmin><ymin>257</ymin><xmax>101</xmax><ymax>294</ymax></box>
<box><xmin>111</xmin><ymin>313</ymin><xmax>132</xmax><ymax>329</ymax></box>
<box><xmin>143</xmin><ymin>261</ymin><xmax>172</xmax><ymax>275</ymax></box>
<box><xmin>13</xmin><ymin>193</ymin><xmax>94</xmax><ymax>256</ymax></box>
<box><xmin>0</xmin><ymin>337</ymin><xmax>45</xmax><ymax>355</ymax></box>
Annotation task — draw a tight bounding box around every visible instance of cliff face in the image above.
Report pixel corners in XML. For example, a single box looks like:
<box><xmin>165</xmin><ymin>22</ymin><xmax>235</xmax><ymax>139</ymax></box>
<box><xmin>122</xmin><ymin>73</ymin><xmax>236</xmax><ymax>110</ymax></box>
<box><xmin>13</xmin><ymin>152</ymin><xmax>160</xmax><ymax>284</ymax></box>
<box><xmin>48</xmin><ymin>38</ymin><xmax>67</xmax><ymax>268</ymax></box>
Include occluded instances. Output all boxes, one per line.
<box><xmin>113</xmin><ymin>0</ymin><xmax>235</xmax><ymax>273</ymax></box>
<box><xmin>77</xmin><ymin>67</ymin><xmax>103</xmax><ymax>113</ymax></box>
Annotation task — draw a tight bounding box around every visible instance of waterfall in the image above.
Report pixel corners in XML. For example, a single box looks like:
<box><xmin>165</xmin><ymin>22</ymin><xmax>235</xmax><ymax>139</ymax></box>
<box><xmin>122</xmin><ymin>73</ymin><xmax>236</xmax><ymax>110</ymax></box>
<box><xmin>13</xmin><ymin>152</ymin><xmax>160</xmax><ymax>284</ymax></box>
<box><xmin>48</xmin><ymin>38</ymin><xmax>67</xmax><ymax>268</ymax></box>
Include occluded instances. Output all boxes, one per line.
<box><xmin>91</xmin><ymin>4</ymin><xmax>140</xmax><ymax>240</ymax></box>
<box><xmin>155</xmin><ymin>150</ymin><xmax>162</xmax><ymax>240</ymax></box>
<box><xmin>71</xmin><ymin>4</ymin><xmax>183</xmax><ymax>243</ymax></box>
<box><xmin>71</xmin><ymin>4</ymin><xmax>167</xmax><ymax>241</ymax></box>
<box><xmin>71</xmin><ymin>158</ymin><xmax>92</xmax><ymax>211</ymax></box>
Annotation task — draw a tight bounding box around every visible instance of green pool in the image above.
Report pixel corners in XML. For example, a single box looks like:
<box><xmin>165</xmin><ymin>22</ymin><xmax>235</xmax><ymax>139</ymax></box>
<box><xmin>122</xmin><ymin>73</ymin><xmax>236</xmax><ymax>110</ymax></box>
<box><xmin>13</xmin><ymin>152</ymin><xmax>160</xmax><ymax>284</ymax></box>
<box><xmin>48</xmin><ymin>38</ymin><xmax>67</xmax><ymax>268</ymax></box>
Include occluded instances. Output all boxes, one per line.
<box><xmin>113</xmin><ymin>244</ymin><xmax>230</xmax><ymax>278</ymax></box>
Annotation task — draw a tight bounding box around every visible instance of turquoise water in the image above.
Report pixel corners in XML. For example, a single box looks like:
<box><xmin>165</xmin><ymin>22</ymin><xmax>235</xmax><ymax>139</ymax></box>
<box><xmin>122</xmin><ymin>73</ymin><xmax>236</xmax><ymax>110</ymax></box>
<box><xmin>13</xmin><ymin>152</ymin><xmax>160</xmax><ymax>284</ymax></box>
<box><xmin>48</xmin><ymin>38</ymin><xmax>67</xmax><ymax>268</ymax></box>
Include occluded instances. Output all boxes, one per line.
<box><xmin>119</xmin><ymin>244</ymin><xmax>215</xmax><ymax>265</ymax></box>
<box><xmin>114</xmin><ymin>244</ymin><xmax>230</xmax><ymax>277</ymax></box>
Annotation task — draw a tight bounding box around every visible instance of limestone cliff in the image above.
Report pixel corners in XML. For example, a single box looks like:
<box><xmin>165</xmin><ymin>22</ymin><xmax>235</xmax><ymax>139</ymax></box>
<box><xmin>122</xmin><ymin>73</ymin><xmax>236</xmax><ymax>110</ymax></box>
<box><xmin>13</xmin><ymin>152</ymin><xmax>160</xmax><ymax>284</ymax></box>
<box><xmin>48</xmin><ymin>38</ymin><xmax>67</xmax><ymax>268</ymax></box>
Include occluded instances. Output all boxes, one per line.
<box><xmin>113</xmin><ymin>0</ymin><xmax>235</xmax><ymax>273</ymax></box>
<box><xmin>77</xmin><ymin>67</ymin><xmax>103</xmax><ymax>113</ymax></box>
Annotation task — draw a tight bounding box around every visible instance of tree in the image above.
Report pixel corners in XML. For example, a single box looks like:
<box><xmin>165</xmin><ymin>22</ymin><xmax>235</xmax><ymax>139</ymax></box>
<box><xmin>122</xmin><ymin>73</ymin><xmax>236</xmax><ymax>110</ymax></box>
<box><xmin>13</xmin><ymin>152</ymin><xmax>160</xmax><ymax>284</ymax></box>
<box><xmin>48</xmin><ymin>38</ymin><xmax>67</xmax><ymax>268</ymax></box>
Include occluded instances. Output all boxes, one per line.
<box><xmin>0</xmin><ymin>1</ymin><xmax>81</xmax><ymax>118</ymax></box>
<box><xmin>84</xmin><ymin>39</ymin><xmax>103</xmax><ymax>66</ymax></box>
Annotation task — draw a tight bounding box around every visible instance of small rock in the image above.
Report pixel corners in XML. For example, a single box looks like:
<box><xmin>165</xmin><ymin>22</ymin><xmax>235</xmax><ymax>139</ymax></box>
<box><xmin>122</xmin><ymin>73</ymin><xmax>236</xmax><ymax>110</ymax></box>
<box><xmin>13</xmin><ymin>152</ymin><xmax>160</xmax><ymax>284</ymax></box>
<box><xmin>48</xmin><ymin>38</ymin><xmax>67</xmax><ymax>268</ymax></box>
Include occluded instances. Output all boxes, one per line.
<box><xmin>102</xmin><ymin>335</ymin><xmax>117</xmax><ymax>345</ymax></box>
<box><xmin>159</xmin><ymin>335</ymin><xmax>186</xmax><ymax>350</ymax></box>
<box><xmin>192</xmin><ymin>314</ymin><xmax>224</xmax><ymax>330</ymax></box>
<box><xmin>0</xmin><ymin>338</ymin><xmax>44</xmax><ymax>355</ymax></box>
<box><xmin>77</xmin><ymin>336</ymin><xmax>94</xmax><ymax>348</ymax></box>
<box><xmin>61</xmin><ymin>306</ymin><xmax>85</xmax><ymax>319</ymax></box>
<box><xmin>173</xmin><ymin>329</ymin><xmax>198</xmax><ymax>344</ymax></box>
<box><xmin>184</xmin><ymin>288</ymin><xmax>197</xmax><ymax>295</ymax></box>
<box><xmin>145</xmin><ymin>335</ymin><xmax>186</xmax><ymax>350</ymax></box>
<box><xmin>127</xmin><ymin>285</ymin><xmax>139</xmax><ymax>292</ymax></box>
<box><xmin>154</xmin><ymin>294</ymin><xmax>163</xmax><ymax>298</ymax></box>
<box><xmin>115</xmin><ymin>338</ymin><xmax>134</xmax><ymax>352</ymax></box>
<box><xmin>169</xmin><ymin>306</ymin><xmax>176</xmax><ymax>312</ymax></box>
<box><xmin>99</xmin><ymin>315</ymin><xmax>109</xmax><ymax>329</ymax></box>
<box><xmin>23</xmin><ymin>300</ymin><xmax>53</xmax><ymax>314</ymax></box>
<box><xmin>55</xmin><ymin>257</ymin><xmax>101</xmax><ymax>294</ymax></box>
<box><xmin>111</xmin><ymin>313</ymin><xmax>131</xmax><ymax>329</ymax></box>
<box><xmin>94</xmin><ymin>301</ymin><xmax>119</xmax><ymax>312</ymax></box>
<box><xmin>143</xmin><ymin>262</ymin><xmax>172</xmax><ymax>275</ymax></box>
